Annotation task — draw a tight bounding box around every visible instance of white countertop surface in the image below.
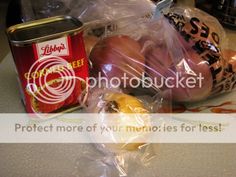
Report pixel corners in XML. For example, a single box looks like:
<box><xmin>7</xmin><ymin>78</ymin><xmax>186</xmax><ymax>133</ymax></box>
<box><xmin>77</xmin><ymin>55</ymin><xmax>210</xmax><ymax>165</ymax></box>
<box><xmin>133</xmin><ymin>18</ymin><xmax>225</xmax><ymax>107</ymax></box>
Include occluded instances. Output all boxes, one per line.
<box><xmin>0</xmin><ymin>143</ymin><xmax>236</xmax><ymax>177</ymax></box>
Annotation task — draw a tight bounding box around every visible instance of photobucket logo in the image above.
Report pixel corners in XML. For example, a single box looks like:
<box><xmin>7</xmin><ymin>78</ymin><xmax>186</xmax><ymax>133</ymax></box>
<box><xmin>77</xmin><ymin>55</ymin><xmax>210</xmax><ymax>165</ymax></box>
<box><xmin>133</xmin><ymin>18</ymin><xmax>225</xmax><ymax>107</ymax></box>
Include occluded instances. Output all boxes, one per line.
<box><xmin>88</xmin><ymin>72</ymin><xmax>204</xmax><ymax>89</ymax></box>
<box><xmin>25</xmin><ymin>55</ymin><xmax>204</xmax><ymax>106</ymax></box>
<box><xmin>26</xmin><ymin>56</ymin><xmax>87</xmax><ymax>105</ymax></box>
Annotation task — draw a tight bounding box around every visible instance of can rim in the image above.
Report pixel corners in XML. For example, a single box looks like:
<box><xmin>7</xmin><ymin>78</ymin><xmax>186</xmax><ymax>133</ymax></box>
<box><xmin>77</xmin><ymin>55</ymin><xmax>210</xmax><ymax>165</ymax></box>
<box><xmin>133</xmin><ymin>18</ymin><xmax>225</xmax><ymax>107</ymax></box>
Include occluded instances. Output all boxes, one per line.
<box><xmin>6</xmin><ymin>16</ymin><xmax>83</xmax><ymax>45</ymax></box>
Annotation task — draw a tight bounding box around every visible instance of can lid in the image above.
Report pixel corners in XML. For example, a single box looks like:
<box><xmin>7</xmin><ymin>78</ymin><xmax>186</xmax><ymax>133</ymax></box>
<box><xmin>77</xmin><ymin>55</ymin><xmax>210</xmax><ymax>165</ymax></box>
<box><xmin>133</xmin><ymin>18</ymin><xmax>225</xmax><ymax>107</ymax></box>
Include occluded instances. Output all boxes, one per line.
<box><xmin>7</xmin><ymin>16</ymin><xmax>83</xmax><ymax>45</ymax></box>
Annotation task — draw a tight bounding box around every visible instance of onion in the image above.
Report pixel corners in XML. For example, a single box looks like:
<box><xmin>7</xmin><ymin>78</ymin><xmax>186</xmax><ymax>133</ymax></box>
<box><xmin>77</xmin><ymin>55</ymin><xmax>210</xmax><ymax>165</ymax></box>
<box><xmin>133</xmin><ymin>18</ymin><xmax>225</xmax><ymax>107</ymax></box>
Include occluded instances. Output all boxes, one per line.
<box><xmin>144</xmin><ymin>41</ymin><xmax>214</xmax><ymax>102</ymax></box>
<box><xmin>90</xmin><ymin>35</ymin><xmax>146</xmax><ymax>87</ymax></box>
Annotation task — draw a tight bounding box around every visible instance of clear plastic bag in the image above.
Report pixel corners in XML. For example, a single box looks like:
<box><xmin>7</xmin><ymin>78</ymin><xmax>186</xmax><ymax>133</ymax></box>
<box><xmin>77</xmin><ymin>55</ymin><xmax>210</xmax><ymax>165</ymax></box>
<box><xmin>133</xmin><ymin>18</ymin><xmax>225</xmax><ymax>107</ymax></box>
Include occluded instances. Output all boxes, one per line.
<box><xmin>76</xmin><ymin>84</ymin><xmax>170</xmax><ymax>177</ymax></box>
<box><xmin>86</xmin><ymin>7</ymin><xmax>236</xmax><ymax>103</ymax></box>
<box><xmin>163</xmin><ymin>7</ymin><xmax>236</xmax><ymax>100</ymax></box>
<box><xmin>84</xmin><ymin>86</ymin><xmax>168</xmax><ymax>149</ymax></box>
<box><xmin>20</xmin><ymin>0</ymin><xmax>156</xmax><ymax>23</ymax></box>
<box><xmin>74</xmin><ymin>144</ymin><xmax>158</xmax><ymax>177</ymax></box>
<box><xmin>19</xmin><ymin>2</ymin><xmax>169</xmax><ymax>176</ymax></box>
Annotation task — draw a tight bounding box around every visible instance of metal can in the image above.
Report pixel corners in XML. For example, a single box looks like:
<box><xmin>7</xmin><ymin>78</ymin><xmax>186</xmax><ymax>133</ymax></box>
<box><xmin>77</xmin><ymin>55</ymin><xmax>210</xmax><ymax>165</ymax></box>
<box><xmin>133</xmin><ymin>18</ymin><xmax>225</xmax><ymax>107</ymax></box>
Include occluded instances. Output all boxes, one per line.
<box><xmin>7</xmin><ymin>16</ymin><xmax>89</xmax><ymax>113</ymax></box>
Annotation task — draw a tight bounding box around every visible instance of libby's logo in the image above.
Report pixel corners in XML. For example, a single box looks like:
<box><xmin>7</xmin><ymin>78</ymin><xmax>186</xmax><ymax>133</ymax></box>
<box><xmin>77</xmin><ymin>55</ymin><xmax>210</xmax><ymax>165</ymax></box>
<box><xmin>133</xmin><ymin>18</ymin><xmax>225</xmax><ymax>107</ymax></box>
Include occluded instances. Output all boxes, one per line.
<box><xmin>41</xmin><ymin>43</ymin><xmax>66</xmax><ymax>56</ymax></box>
<box><xmin>36</xmin><ymin>37</ymin><xmax>70</xmax><ymax>58</ymax></box>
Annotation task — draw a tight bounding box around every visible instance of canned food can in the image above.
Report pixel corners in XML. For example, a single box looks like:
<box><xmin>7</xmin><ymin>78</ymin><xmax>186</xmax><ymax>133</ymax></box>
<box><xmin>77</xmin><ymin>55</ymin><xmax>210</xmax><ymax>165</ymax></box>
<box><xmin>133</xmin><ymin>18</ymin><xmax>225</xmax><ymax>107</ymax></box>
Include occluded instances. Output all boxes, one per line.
<box><xmin>7</xmin><ymin>16</ymin><xmax>89</xmax><ymax>113</ymax></box>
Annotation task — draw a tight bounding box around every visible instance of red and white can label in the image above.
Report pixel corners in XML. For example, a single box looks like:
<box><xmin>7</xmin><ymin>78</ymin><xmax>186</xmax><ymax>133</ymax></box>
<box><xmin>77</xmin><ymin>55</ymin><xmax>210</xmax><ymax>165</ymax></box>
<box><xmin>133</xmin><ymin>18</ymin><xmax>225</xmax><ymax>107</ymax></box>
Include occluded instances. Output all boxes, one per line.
<box><xmin>11</xmin><ymin>31</ymin><xmax>89</xmax><ymax>113</ymax></box>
